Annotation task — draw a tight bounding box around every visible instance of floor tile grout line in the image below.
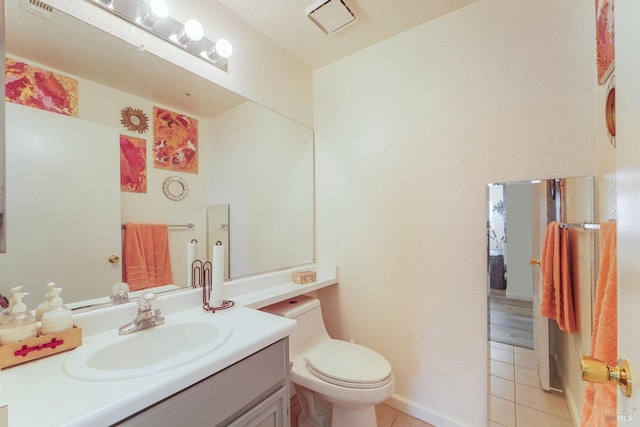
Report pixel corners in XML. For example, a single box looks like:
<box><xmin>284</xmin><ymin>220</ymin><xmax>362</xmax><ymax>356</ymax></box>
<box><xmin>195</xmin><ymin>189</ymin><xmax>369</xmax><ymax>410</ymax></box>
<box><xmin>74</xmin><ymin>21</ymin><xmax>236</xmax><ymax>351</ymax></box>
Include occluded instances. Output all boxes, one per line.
<box><xmin>489</xmin><ymin>339</ymin><xmax>572</xmax><ymax>426</ymax></box>
<box><xmin>515</xmin><ymin>401</ymin><xmax>574</xmax><ymax>422</ymax></box>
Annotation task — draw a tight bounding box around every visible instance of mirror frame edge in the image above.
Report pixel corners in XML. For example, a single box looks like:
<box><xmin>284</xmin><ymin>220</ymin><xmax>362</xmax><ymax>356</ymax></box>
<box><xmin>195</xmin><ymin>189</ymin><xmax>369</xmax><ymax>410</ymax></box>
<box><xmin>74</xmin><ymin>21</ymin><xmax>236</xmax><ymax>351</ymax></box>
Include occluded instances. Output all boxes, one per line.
<box><xmin>1</xmin><ymin>0</ymin><xmax>5</xmax><ymax>255</ymax></box>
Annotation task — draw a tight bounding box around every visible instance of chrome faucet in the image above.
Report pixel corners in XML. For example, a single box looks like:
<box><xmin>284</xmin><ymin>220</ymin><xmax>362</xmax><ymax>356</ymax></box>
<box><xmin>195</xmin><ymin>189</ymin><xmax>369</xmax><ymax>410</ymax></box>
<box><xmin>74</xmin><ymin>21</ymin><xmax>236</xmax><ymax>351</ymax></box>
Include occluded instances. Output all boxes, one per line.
<box><xmin>118</xmin><ymin>292</ymin><xmax>165</xmax><ymax>335</ymax></box>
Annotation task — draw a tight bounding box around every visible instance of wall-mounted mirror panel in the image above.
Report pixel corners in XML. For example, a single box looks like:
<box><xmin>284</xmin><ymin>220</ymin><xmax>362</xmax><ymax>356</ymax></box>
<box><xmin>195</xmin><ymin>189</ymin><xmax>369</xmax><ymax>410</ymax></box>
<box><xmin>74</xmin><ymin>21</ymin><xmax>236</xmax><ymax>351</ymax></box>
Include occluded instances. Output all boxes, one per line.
<box><xmin>0</xmin><ymin>0</ymin><xmax>4</xmax><ymax>254</ymax></box>
<box><xmin>487</xmin><ymin>176</ymin><xmax>595</xmax><ymax>423</ymax></box>
<box><xmin>0</xmin><ymin>0</ymin><xmax>314</xmax><ymax>309</ymax></box>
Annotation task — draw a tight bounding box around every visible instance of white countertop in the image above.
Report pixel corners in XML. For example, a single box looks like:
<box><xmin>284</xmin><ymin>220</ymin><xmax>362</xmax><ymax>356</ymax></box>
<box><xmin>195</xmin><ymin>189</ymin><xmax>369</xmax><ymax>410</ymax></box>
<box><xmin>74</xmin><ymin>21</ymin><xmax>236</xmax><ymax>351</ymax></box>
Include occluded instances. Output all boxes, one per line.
<box><xmin>0</xmin><ymin>264</ymin><xmax>339</xmax><ymax>427</ymax></box>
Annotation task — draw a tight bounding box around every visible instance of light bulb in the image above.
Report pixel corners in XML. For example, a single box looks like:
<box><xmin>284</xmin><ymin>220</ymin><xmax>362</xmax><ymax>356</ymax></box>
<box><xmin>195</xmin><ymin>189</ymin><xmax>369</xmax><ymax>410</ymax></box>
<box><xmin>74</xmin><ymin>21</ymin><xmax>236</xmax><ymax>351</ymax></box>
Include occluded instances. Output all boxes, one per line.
<box><xmin>184</xmin><ymin>19</ymin><xmax>204</xmax><ymax>42</ymax></box>
<box><xmin>174</xmin><ymin>19</ymin><xmax>204</xmax><ymax>45</ymax></box>
<box><xmin>204</xmin><ymin>38</ymin><xmax>233</xmax><ymax>61</ymax></box>
<box><xmin>215</xmin><ymin>39</ymin><xmax>233</xmax><ymax>58</ymax></box>
<box><xmin>149</xmin><ymin>0</ymin><xmax>168</xmax><ymax>19</ymax></box>
<box><xmin>141</xmin><ymin>0</ymin><xmax>168</xmax><ymax>27</ymax></box>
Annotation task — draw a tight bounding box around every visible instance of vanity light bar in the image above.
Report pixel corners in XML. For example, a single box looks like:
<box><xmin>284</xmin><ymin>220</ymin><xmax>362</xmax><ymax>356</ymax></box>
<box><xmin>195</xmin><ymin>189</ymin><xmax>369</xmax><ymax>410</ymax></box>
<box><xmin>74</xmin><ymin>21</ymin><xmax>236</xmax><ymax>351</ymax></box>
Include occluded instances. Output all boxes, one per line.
<box><xmin>86</xmin><ymin>0</ymin><xmax>231</xmax><ymax>72</ymax></box>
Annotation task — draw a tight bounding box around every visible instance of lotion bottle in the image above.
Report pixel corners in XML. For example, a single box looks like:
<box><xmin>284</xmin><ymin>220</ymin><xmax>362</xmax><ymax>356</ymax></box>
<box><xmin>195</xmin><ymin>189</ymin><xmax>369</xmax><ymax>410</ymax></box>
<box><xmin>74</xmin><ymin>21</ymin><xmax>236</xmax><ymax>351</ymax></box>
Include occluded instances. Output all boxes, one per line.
<box><xmin>41</xmin><ymin>288</ymin><xmax>73</xmax><ymax>335</ymax></box>
<box><xmin>35</xmin><ymin>282</ymin><xmax>56</xmax><ymax>321</ymax></box>
<box><xmin>0</xmin><ymin>291</ymin><xmax>37</xmax><ymax>345</ymax></box>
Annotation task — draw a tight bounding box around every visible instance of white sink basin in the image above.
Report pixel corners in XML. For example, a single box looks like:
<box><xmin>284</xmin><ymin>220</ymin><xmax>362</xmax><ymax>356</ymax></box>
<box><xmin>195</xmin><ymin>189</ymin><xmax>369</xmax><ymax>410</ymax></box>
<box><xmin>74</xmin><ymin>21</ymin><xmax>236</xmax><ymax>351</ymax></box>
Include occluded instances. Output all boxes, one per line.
<box><xmin>63</xmin><ymin>318</ymin><xmax>233</xmax><ymax>381</ymax></box>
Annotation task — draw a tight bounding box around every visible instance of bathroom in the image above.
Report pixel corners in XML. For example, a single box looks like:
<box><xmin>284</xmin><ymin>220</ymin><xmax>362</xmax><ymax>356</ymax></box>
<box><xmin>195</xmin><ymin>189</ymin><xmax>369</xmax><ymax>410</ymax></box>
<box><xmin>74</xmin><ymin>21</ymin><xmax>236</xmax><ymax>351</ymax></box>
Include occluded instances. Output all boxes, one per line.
<box><xmin>1</xmin><ymin>0</ymin><xmax>640</xmax><ymax>426</ymax></box>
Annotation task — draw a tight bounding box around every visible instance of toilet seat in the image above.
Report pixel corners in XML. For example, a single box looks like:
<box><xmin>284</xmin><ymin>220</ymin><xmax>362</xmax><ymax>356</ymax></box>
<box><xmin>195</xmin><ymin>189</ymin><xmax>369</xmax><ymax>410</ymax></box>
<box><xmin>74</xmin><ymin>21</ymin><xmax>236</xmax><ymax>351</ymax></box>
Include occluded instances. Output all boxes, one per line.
<box><xmin>304</xmin><ymin>339</ymin><xmax>392</xmax><ymax>389</ymax></box>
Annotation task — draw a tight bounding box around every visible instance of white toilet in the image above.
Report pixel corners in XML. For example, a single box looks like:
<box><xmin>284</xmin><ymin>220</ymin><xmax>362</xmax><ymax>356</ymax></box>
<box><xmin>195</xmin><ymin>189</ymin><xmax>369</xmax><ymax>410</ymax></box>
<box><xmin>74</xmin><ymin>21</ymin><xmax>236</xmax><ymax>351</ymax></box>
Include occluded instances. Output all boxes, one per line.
<box><xmin>263</xmin><ymin>295</ymin><xmax>395</xmax><ymax>427</ymax></box>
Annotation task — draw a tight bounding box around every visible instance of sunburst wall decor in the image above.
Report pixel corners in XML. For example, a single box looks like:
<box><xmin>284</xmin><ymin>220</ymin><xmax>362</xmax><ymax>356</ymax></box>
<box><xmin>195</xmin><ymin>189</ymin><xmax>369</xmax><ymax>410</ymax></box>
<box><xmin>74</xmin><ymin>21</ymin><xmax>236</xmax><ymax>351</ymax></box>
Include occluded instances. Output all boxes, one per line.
<box><xmin>120</xmin><ymin>107</ymin><xmax>149</xmax><ymax>134</ymax></box>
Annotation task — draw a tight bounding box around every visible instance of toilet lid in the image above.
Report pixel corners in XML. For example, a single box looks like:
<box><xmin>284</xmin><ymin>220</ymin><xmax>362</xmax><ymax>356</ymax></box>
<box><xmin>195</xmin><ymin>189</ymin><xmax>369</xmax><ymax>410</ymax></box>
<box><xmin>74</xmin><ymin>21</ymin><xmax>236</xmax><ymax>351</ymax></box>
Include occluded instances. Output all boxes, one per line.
<box><xmin>304</xmin><ymin>340</ymin><xmax>392</xmax><ymax>389</ymax></box>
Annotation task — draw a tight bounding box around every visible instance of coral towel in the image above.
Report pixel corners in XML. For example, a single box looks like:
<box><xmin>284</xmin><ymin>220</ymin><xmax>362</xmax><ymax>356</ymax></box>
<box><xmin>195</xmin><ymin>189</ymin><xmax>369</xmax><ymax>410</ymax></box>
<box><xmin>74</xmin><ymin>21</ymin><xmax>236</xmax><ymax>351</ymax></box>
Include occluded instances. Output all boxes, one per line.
<box><xmin>581</xmin><ymin>221</ymin><xmax>617</xmax><ymax>427</ymax></box>
<box><xmin>123</xmin><ymin>223</ymin><xmax>173</xmax><ymax>291</ymax></box>
<box><xmin>540</xmin><ymin>221</ymin><xmax>576</xmax><ymax>333</ymax></box>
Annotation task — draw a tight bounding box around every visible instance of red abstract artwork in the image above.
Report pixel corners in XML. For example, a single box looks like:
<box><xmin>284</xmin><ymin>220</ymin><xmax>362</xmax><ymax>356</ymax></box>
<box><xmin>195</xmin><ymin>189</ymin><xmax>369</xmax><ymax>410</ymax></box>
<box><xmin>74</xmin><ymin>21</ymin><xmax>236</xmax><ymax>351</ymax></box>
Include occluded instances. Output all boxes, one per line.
<box><xmin>596</xmin><ymin>0</ymin><xmax>615</xmax><ymax>84</ymax></box>
<box><xmin>4</xmin><ymin>57</ymin><xmax>78</xmax><ymax>116</ymax></box>
<box><xmin>120</xmin><ymin>135</ymin><xmax>147</xmax><ymax>193</ymax></box>
<box><xmin>152</xmin><ymin>107</ymin><xmax>198</xmax><ymax>174</ymax></box>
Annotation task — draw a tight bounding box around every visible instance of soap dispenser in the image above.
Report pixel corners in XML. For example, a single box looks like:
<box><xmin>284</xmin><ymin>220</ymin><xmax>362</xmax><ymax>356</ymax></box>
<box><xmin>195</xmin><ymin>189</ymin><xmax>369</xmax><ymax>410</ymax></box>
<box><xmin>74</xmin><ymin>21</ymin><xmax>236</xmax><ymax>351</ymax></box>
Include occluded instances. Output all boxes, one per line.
<box><xmin>35</xmin><ymin>282</ymin><xmax>57</xmax><ymax>321</ymax></box>
<box><xmin>0</xmin><ymin>291</ymin><xmax>37</xmax><ymax>345</ymax></box>
<box><xmin>41</xmin><ymin>288</ymin><xmax>73</xmax><ymax>335</ymax></box>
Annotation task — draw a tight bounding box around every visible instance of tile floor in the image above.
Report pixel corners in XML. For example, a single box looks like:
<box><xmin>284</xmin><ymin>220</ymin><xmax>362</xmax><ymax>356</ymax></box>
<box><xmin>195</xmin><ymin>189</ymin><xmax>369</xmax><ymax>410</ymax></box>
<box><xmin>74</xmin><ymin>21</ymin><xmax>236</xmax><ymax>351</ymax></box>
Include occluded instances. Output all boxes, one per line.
<box><xmin>488</xmin><ymin>340</ymin><xmax>574</xmax><ymax>426</ymax></box>
<box><xmin>290</xmin><ymin>394</ymin><xmax>434</xmax><ymax>427</ymax></box>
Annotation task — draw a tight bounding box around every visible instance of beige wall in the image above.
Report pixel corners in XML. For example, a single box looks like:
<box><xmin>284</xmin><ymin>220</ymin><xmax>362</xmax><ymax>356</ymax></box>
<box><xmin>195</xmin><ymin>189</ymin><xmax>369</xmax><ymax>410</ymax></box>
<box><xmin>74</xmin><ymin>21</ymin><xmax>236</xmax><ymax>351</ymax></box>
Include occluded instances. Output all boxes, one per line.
<box><xmin>206</xmin><ymin>102</ymin><xmax>314</xmax><ymax>278</ymax></box>
<box><xmin>314</xmin><ymin>1</ymin><xmax>596</xmax><ymax>424</ymax></box>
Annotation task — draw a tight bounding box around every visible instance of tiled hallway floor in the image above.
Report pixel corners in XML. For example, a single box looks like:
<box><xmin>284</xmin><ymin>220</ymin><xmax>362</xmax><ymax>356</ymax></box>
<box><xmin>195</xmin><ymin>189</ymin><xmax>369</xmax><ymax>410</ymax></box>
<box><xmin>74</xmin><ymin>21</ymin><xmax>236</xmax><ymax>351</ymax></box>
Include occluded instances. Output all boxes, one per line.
<box><xmin>290</xmin><ymin>395</ymin><xmax>434</xmax><ymax>427</ymax></box>
<box><xmin>488</xmin><ymin>340</ymin><xmax>573</xmax><ymax>426</ymax></box>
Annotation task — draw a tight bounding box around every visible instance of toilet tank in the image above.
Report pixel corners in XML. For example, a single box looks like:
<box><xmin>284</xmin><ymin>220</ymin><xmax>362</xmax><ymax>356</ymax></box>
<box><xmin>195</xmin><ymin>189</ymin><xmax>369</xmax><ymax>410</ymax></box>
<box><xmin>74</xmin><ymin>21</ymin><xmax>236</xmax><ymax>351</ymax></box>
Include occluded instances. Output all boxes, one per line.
<box><xmin>262</xmin><ymin>295</ymin><xmax>331</xmax><ymax>357</ymax></box>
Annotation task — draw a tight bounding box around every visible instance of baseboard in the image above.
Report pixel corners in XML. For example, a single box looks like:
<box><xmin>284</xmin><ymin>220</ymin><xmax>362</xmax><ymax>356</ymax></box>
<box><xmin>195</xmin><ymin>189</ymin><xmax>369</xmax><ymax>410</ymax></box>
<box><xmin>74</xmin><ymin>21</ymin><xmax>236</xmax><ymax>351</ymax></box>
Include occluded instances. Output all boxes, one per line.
<box><xmin>554</xmin><ymin>353</ymin><xmax>581</xmax><ymax>426</ymax></box>
<box><xmin>384</xmin><ymin>393</ymin><xmax>470</xmax><ymax>427</ymax></box>
<box><xmin>504</xmin><ymin>293</ymin><xmax>533</xmax><ymax>302</ymax></box>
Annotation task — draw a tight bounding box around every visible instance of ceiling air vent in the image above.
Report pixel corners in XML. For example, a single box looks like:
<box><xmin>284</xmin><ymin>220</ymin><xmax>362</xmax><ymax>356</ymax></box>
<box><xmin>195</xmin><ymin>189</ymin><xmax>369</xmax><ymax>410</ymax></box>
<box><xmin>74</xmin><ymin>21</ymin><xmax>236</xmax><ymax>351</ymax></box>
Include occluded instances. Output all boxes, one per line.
<box><xmin>20</xmin><ymin>0</ymin><xmax>53</xmax><ymax>20</ymax></box>
<box><xmin>306</xmin><ymin>0</ymin><xmax>357</xmax><ymax>35</ymax></box>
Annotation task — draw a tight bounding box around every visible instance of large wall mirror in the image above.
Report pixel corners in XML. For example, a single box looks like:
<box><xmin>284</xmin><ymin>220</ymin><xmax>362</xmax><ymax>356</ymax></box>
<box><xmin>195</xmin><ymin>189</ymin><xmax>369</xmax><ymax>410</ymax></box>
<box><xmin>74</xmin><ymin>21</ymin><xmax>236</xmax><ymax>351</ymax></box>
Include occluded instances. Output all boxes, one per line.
<box><xmin>0</xmin><ymin>0</ymin><xmax>4</xmax><ymax>254</ymax></box>
<box><xmin>0</xmin><ymin>0</ymin><xmax>314</xmax><ymax>308</ymax></box>
<box><xmin>487</xmin><ymin>176</ymin><xmax>595</xmax><ymax>424</ymax></box>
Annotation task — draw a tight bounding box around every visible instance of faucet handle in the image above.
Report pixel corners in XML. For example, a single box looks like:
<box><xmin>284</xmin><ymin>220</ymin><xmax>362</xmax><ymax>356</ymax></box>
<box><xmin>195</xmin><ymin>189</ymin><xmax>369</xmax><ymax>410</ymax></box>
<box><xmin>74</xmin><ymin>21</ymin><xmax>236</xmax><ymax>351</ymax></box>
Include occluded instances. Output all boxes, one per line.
<box><xmin>110</xmin><ymin>282</ymin><xmax>130</xmax><ymax>304</ymax></box>
<box><xmin>137</xmin><ymin>292</ymin><xmax>157</xmax><ymax>311</ymax></box>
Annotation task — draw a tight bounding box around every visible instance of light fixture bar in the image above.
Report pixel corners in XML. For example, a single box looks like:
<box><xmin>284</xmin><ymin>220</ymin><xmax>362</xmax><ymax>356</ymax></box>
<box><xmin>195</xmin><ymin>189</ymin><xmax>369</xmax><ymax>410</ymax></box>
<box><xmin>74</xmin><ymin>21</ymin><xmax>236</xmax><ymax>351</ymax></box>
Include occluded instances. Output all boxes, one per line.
<box><xmin>85</xmin><ymin>0</ymin><xmax>231</xmax><ymax>71</ymax></box>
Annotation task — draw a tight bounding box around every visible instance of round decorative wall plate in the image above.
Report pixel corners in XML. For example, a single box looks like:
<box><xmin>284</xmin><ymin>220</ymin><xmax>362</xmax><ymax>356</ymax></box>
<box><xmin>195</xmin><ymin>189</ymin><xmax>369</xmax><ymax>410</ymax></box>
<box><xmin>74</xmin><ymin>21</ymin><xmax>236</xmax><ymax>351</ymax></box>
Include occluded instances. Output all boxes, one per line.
<box><xmin>120</xmin><ymin>107</ymin><xmax>149</xmax><ymax>134</ymax></box>
<box><xmin>162</xmin><ymin>176</ymin><xmax>188</xmax><ymax>201</ymax></box>
<box><xmin>605</xmin><ymin>75</ymin><xmax>616</xmax><ymax>147</ymax></box>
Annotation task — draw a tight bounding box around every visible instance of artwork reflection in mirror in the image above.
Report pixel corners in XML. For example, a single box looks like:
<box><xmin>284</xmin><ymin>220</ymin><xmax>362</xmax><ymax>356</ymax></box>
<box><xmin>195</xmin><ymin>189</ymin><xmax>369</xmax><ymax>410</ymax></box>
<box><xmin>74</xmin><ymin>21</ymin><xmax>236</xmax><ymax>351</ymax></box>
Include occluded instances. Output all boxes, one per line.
<box><xmin>0</xmin><ymin>0</ymin><xmax>4</xmax><ymax>255</ymax></box>
<box><xmin>487</xmin><ymin>177</ymin><xmax>595</xmax><ymax>421</ymax></box>
<box><xmin>0</xmin><ymin>0</ymin><xmax>314</xmax><ymax>309</ymax></box>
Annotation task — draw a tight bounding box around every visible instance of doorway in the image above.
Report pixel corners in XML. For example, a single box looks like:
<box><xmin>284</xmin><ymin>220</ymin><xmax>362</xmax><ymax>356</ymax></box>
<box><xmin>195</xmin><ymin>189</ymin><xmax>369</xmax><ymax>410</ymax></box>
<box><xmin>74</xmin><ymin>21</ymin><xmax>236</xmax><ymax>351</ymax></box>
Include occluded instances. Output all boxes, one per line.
<box><xmin>487</xmin><ymin>182</ymin><xmax>534</xmax><ymax>350</ymax></box>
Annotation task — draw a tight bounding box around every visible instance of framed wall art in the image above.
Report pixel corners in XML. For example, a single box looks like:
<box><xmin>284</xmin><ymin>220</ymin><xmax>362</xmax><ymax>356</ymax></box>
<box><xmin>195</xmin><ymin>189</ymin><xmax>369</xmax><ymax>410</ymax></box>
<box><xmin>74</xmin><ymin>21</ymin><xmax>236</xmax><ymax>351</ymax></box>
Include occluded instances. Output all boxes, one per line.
<box><xmin>152</xmin><ymin>107</ymin><xmax>198</xmax><ymax>174</ymax></box>
<box><xmin>120</xmin><ymin>134</ymin><xmax>147</xmax><ymax>193</ymax></box>
<box><xmin>4</xmin><ymin>57</ymin><xmax>78</xmax><ymax>116</ymax></box>
<box><xmin>596</xmin><ymin>0</ymin><xmax>615</xmax><ymax>85</ymax></box>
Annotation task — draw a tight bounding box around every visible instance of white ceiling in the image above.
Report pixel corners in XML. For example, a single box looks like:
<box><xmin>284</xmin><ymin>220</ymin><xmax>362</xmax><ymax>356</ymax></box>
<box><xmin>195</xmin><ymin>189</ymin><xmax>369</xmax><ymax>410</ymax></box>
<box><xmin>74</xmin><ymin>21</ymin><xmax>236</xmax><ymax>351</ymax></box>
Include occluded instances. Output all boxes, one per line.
<box><xmin>218</xmin><ymin>0</ymin><xmax>478</xmax><ymax>69</ymax></box>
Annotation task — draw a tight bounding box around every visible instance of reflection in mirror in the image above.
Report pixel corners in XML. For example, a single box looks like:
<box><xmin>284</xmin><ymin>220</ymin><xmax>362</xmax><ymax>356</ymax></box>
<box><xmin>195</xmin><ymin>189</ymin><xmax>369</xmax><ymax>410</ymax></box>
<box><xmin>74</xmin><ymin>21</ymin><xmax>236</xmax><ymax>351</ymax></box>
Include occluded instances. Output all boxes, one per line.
<box><xmin>0</xmin><ymin>0</ymin><xmax>4</xmax><ymax>254</ymax></box>
<box><xmin>0</xmin><ymin>0</ymin><xmax>314</xmax><ymax>309</ymax></box>
<box><xmin>487</xmin><ymin>176</ymin><xmax>595</xmax><ymax>423</ymax></box>
<box><xmin>162</xmin><ymin>176</ymin><xmax>189</xmax><ymax>201</ymax></box>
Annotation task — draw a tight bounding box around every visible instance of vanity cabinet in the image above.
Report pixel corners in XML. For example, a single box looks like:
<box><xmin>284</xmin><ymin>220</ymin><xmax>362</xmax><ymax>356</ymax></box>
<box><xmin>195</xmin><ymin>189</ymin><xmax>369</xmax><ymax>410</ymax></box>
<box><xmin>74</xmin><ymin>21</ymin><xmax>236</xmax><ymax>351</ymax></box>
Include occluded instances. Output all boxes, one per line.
<box><xmin>115</xmin><ymin>339</ymin><xmax>290</xmax><ymax>427</ymax></box>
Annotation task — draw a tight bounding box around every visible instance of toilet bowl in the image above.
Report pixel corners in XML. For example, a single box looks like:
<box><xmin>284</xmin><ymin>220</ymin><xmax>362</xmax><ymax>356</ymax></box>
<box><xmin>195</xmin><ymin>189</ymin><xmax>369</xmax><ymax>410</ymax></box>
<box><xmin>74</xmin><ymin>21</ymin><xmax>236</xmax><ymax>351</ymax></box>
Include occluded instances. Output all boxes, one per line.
<box><xmin>263</xmin><ymin>295</ymin><xmax>394</xmax><ymax>427</ymax></box>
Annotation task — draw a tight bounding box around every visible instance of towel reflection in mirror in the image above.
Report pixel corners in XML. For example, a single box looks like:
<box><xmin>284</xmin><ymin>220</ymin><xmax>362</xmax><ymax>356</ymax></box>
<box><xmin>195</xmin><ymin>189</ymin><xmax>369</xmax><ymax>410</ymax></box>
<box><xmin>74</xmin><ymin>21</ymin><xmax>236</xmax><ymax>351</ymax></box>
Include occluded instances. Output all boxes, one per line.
<box><xmin>540</xmin><ymin>221</ymin><xmax>577</xmax><ymax>333</ymax></box>
<box><xmin>122</xmin><ymin>223</ymin><xmax>173</xmax><ymax>291</ymax></box>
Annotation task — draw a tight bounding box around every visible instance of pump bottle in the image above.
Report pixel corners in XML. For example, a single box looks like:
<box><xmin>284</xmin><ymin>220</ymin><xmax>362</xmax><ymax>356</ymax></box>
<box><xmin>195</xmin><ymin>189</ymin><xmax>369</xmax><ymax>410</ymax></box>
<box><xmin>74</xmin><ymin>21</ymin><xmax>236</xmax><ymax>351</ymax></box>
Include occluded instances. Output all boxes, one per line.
<box><xmin>0</xmin><ymin>291</ymin><xmax>37</xmax><ymax>345</ymax></box>
<box><xmin>41</xmin><ymin>288</ymin><xmax>73</xmax><ymax>335</ymax></box>
<box><xmin>35</xmin><ymin>282</ymin><xmax>57</xmax><ymax>321</ymax></box>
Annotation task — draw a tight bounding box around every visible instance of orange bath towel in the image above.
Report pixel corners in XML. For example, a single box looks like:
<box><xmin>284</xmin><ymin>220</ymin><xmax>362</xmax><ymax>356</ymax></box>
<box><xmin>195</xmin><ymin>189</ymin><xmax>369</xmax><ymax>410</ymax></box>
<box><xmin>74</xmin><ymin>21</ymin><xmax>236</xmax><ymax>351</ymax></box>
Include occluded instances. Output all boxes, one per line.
<box><xmin>540</xmin><ymin>221</ymin><xmax>576</xmax><ymax>333</ymax></box>
<box><xmin>581</xmin><ymin>221</ymin><xmax>617</xmax><ymax>427</ymax></box>
<box><xmin>123</xmin><ymin>223</ymin><xmax>173</xmax><ymax>291</ymax></box>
